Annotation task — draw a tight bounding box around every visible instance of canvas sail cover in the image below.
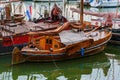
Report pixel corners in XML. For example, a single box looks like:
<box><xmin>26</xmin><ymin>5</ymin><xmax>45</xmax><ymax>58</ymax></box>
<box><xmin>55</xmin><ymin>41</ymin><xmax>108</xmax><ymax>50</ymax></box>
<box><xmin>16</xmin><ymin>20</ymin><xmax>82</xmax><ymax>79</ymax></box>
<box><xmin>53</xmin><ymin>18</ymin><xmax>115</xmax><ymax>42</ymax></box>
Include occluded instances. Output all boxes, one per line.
<box><xmin>59</xmin><ymin>30</ymin><xmax>88</xmax><ymax>45</ymax></box>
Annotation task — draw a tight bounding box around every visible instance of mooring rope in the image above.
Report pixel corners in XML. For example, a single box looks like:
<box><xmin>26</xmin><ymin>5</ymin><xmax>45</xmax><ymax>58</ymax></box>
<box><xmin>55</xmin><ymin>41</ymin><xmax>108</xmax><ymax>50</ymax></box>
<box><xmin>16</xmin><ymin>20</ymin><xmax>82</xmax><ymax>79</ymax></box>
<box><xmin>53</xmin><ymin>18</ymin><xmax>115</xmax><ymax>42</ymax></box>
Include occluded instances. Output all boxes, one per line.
<box><xmin>50</xmin><ymin>53</ymin><xmax>60</xmax><ymax>69</ymax></box>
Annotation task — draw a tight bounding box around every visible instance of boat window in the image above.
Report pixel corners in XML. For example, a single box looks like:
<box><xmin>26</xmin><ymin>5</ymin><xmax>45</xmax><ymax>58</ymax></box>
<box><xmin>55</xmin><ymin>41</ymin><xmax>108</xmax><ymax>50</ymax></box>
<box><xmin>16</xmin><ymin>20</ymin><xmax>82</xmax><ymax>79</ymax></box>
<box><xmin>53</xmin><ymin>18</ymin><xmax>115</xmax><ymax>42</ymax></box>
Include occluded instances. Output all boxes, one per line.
<box><xmin>49</xmin><ymin>39</ymin><xmax>52</xmax><ymax>44</ymax></box>
<box><xmin>46</xmin><ymin>39</ymin><xmax>49</xmax><ymax>44</ymax></box>
<box><xmin>46</xmin><ymin>39</ymin><xmax>52</xmax><ymax>44</ymax></box>
<box><xmin>54</xmin><ymin>45</ymin><xmax>58</xmax><ymax>48</ymax></box>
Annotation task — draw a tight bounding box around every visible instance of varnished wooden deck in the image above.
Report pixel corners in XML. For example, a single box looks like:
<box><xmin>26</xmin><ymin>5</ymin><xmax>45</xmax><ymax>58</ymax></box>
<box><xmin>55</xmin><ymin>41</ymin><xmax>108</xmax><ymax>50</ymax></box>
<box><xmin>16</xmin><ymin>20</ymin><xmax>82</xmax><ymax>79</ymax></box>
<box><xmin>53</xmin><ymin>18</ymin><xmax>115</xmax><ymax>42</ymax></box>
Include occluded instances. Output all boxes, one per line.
<box><xmin>21</xmin><ymin>29</ymin><xmax>111</xmax><ymax>52</ymax></box>
<box><xmin>0</xmin><ymin>21</ymin><xmax>61</xmax><ymax>37</ymax></box>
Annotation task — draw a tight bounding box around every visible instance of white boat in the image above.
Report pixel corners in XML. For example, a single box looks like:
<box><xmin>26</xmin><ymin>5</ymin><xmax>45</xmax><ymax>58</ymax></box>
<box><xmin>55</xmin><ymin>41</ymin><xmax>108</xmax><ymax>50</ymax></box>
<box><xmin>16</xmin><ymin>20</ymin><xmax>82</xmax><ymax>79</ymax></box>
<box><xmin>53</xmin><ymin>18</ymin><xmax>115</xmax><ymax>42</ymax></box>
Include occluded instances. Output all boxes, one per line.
<box><xmin>66</xmin><ymin>0</ymin><xmax>90</xmax><ymax>5</ymax></box>
<box><xmin>90</xmin><ymin>0</ymin><xmax>120</xmax><ymax>8</ymax></box>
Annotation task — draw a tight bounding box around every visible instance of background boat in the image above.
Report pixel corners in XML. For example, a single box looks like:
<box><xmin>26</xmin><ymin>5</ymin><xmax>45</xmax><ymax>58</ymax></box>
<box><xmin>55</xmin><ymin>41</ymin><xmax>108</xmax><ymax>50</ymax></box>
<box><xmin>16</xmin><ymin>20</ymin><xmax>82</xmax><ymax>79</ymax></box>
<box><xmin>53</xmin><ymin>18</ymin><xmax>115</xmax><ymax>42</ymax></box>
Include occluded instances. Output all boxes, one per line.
<box><xmin>0</xmin><ymin>1</ymin><xmax>67</xmax><ymax>54</ymax></box>
<box><xmin>90</xmin><ymin>0</ymin><xmax>120</xmax><ymax>8</ymax></box>
<box><xmin>87</xmin><ymin>7</ymin><xmax>120</xmax><ymax>45</ymax></box>
<box><xmin>109</xmin><ymin>20</ymin><xmax>120</xmax><ymax>45</ymax></box>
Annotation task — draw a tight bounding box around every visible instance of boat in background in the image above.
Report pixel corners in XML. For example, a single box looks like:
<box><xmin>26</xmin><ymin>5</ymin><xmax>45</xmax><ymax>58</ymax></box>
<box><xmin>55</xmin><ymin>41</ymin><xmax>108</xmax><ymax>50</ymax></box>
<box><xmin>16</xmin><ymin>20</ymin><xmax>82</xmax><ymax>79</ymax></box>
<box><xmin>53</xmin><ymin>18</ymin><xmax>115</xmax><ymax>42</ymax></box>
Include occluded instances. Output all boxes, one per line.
<box><xmin>109</xmin><ymin>20</ymin><xmax>120</xmax><ymax>45</ymax></box>
<box><xmin>90</xmin><ymin>0</ymin><xmax>120</xmax><ymax>8</ymax></box>
<box><xmin>34</xmin><ymin>3</ymin><xmax>67</xmax><ymax>23</ymax></box>
<box><xmin>12</xmin><ymin>0</ymin><xmax>112</xmax><ymax>65</ymax></box>
<box><xmin>70</xmin><ymin>7</ymin><xmax>120</xmax><ymax>45</ymax></box>
<box><xmin>0</xmin><ymin>0</ymin><xmax>19</xmax><ymax>3</ymax></box>
<box><xmin>68</xmin><ymin>0</ymin><xmax>91</xmax><ymax>6</ymax></box>
<box><xmin>0</xmin><ymin>2</ymin><xmax>67</xmax><ymax>54</ymax></box>
<box><xmin>109</xmin><ymin>33</ymin><xmax>120</xmax><ymax>45</ymax></box>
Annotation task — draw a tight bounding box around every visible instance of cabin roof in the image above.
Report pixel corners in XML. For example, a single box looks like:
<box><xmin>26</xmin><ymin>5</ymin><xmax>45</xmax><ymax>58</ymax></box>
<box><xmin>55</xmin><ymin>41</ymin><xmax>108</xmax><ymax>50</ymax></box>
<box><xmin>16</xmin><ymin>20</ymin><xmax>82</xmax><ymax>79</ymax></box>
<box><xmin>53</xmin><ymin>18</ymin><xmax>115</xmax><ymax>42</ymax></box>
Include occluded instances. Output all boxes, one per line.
<box><xmin>59</xmin><ymin>30</ymin><xmax>88</xmax><ymax>45</ymax></box>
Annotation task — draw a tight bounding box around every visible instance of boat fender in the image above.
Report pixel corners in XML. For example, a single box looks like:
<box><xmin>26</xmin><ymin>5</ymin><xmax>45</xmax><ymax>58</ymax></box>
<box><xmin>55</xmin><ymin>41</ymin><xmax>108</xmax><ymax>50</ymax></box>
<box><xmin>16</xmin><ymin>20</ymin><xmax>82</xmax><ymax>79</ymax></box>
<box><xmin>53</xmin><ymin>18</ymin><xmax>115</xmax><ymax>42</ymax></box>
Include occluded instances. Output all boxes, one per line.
<box><xmin>80</xmin><ymin>48</ymin><xmax>84</xmax><ymax>57</ymax></box>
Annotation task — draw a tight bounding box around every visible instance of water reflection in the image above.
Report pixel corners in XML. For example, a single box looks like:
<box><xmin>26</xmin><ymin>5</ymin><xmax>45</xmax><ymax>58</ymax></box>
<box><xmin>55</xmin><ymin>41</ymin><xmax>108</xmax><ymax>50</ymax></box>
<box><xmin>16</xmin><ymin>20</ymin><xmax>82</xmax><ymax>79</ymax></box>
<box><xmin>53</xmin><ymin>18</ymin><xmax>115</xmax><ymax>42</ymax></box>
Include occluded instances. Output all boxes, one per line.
<box><xmin>105</xmin><ymin>53</ymin><xmax>120</xmax><ymax>80</ymax></box>
<box><xmin>1</xmin><ymin>44</ymin><xmax>120</xmax><ymax>80</ymax></box>
<box><xmin>0</xmin><ymin>51</ymin><xmax>111</xmax><ymax>80</ymax></box>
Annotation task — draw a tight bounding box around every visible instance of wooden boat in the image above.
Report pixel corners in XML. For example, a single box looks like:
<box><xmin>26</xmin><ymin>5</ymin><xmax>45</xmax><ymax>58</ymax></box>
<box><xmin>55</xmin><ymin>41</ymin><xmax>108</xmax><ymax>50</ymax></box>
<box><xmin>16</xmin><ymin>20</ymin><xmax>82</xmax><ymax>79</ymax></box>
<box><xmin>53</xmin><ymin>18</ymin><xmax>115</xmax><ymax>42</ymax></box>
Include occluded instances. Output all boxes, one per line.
<box><xmin>0</xmin><ymin>3</ymin><xmax>67</xmax><ymax>54</ymax></box>
<box><xmin>12</xmin><ymin>0</ymin><xmax>112</xmax><ymax>65</ymax></box>
<box><xmin>70</xmin><ymin>7</ymin><xmax>120</xmax><ymax>45</ymax></box>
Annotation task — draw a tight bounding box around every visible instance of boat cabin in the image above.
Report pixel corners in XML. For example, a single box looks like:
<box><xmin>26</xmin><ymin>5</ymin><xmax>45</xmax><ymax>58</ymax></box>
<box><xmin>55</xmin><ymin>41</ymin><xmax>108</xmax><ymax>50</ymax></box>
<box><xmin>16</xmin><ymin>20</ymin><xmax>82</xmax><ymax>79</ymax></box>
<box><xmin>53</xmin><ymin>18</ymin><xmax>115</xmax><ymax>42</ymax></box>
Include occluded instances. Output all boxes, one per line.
<box><xmin>29</xmin><ymin>36</ymin><xmax>64</xmax><ymax>51</ymax></box>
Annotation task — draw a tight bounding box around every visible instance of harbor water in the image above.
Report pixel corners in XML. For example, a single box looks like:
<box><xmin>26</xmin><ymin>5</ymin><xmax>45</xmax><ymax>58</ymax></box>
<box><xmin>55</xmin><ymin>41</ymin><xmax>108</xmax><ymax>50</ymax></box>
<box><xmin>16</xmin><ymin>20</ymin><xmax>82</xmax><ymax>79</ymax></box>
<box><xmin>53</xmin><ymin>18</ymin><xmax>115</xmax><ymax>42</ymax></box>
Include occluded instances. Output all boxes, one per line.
<box><xmin>0</xmin><ymin>44</ymin><xmax>120</xmax><ymax>80</ymax></box>
<box><xmin>0</xmin><ymin>1</ymin><xmax>120</xmax><ymax>80</ymax></box>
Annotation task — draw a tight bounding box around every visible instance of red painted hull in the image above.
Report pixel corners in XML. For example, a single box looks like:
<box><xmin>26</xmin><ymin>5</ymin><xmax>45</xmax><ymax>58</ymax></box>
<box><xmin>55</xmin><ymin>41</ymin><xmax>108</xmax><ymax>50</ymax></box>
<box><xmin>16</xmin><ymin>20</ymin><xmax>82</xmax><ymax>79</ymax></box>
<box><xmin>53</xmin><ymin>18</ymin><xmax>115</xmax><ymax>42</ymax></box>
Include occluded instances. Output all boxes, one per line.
<box><xmin>2</xmin><ymin>34</ymin><xmax>29</xmax><ymax>47</ymax></box>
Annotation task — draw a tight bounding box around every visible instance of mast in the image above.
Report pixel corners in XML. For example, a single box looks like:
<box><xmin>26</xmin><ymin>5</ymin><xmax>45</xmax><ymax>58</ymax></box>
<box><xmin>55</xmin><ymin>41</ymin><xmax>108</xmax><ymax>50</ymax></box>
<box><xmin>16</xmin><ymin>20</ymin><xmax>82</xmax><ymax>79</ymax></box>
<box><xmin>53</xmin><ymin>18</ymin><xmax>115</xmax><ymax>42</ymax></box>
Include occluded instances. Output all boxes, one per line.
<box><xmin>49</xmin><ymin>0</ymin><xmax>50</xmax><ymax>16</ymax></box>
<box><xmin>80</xmin><ymin>0</ymin><xmax>83</xmax><ymax>24</ymax></box>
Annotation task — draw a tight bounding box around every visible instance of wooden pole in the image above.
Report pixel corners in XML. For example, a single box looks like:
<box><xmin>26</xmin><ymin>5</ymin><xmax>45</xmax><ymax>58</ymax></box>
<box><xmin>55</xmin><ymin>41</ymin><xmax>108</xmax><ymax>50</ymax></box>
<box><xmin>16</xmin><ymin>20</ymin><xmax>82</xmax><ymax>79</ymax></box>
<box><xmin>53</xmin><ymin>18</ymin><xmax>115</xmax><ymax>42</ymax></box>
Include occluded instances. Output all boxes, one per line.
<box><xmin>49</xmin><ymin>0</ymin><xmax>50</xmax><ymax>16</ymax></box>
<box><xmin>80</xmin><ymin>0</ymin><xmax>83</xmax><ymax>24</ymax></box>
<box><xmin>63</xmin><ymin>0</ymin><xmax>66</xmax><ymax>16</ymax></box>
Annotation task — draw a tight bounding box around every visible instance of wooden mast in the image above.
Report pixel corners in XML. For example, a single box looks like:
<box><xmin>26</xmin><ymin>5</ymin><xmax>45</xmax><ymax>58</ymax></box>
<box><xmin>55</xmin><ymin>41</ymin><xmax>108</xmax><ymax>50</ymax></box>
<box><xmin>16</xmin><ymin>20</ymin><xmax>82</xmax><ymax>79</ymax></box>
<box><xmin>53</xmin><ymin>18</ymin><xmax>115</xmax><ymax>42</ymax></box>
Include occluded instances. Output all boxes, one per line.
<box><xmin>80</xmin><ymin>0</ymin><xmax>83</xmax><ymax>24</ymax></box>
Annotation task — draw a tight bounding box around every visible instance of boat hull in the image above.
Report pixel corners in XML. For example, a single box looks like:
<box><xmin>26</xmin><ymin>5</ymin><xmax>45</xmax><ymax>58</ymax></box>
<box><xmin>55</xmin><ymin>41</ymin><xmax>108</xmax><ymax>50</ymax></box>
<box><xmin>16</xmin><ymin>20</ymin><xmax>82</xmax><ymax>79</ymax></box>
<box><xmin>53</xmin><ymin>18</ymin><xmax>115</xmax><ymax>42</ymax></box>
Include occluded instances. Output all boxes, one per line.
<box><xmin>0</xmin><ymin>44</ymin><xmax>27</xmax><ymax>55</ymax></box>
<box><xmin>109</xmin><ymin>27</ymin><xmax>120</xmax><ymax>45</ymax></box>
<box><xmin>0</xmin><ymin>34</ymin><xmax>29</xmax><ymax>55</ymax></box>
<box><xmin>109</xmin><ymin>33</ymin><xmax>120</xmax><ymax>45</ymax></box>
<box><xmin>21</xmin><ymin>44</ymin><xmax>105</xmax><ymax>62</ymax></box>
<box><xmin>12</xmin><ymin>31</ymin><xmax>112</xmax><ymax>65</ymax></box>
<box><xmin>0</xmin><ymin>21</ymin><xmax>64</xmax><ymax>54</ymax></box>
